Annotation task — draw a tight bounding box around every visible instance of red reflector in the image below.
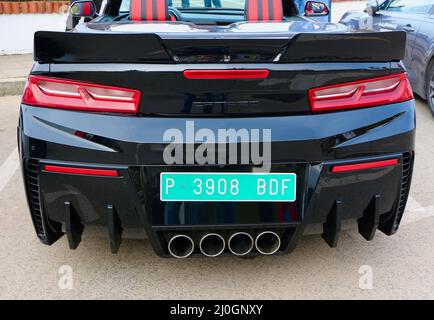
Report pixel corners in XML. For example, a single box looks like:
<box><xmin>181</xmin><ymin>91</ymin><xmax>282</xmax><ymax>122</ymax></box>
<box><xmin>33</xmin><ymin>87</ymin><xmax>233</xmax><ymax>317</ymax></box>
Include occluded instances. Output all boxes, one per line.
<box><xmin>308</xmin><ymin>73</ymin><xmax>413</xmax><ymax>112</ymax></box>
<box><xmin>44</xmin><ymin>165</ymin><xmax>119</xmax><ymax>177</ymax></box>
<box><xmin>331</xmin><ymin>159</ymin><xmax>399</xmax><ymax>173</ymax></box>
<box><xmin>22</xmin><ymin>76</ymin><xmax>141</xmax><ymax>114</ymax></box>
<box><xmin>183</xmin><ymin>69</ymin><xmax>269</xmax><ymax>79</ymax></box>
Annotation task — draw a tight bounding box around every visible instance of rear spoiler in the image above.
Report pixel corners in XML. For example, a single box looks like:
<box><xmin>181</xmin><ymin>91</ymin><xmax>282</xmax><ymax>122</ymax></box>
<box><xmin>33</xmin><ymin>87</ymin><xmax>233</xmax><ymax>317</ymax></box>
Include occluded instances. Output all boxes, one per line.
<box><xmin>34</xmin><ymin>31</ymin><xmax>406</xmax><ymax>64</ymax></box>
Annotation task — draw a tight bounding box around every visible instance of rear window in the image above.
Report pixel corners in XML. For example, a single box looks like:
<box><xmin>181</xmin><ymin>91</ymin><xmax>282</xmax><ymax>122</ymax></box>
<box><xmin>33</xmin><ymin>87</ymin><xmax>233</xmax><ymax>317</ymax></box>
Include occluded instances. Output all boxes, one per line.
<box><xmin>120</xmin><ymin>0</ymin><xmax>246</xmax><ymax>11</ymax></box>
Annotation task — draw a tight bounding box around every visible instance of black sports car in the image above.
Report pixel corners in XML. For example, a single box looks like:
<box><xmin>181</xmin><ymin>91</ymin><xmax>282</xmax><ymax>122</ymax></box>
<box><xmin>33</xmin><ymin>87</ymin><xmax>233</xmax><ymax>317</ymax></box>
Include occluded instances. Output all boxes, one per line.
<box><xmin>18</xmin><ymin>0</ymin><xmax>415</xmax><ymax>258</ymax></box>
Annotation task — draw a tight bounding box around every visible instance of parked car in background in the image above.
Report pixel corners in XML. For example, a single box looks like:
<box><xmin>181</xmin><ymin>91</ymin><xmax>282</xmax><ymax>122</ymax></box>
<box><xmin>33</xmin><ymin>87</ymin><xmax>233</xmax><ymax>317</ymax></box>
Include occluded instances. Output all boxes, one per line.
<box><xmin>340</xmin><ymin>0</ymin><xmax>434</xmax><ymax>116</ymax></box>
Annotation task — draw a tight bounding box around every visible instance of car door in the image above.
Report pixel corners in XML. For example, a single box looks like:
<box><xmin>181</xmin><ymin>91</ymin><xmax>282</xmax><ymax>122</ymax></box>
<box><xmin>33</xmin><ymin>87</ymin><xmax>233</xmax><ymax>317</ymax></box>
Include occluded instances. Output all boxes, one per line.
<box><xmin>408</xmin><ymin>8</ymin><xmax>434</xmax><ymax>98</ymax></box>
<box><xmin>371</xmin><ymin>0</ymin><xmax>433</xmax><ymax>77</ymax></box>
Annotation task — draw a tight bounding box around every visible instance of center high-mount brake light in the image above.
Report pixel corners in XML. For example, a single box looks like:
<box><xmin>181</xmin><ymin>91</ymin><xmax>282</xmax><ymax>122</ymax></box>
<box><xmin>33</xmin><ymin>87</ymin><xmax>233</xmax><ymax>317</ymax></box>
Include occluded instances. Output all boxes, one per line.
<box><xmin>22</xmin><ymin>75</ymin><xmax>141</xmax><ymax>114</ymax></box>
<box><xmin>308</xmin><ymin>73</ymin><xmax>413</xmax><ymax>112</ymax></box>
<box><xmin>183</xmin><ymin>69</ymin><xmax>270</xmax><ymax>79</ymax></box>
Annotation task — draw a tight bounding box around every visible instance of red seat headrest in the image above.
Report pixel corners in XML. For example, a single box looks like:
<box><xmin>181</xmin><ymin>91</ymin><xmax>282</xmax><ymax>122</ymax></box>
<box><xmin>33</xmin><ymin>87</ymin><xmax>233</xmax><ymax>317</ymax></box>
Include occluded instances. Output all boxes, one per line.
<box><xmin>244</xmin><ymin>0</ymin><xmax>284</xmax><ymax>22</ymax></box>
<box><xmin>130</xmin><ymin>0</ymin><xmax>170</xmax><ymax>21</ymax></box>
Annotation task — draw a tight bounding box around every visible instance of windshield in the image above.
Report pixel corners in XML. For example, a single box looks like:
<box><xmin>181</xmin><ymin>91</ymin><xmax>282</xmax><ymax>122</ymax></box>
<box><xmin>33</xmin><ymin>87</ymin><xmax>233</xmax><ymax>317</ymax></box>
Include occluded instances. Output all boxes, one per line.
<box><xmin>120</xmin><ymin>0</ymin><xmax>246</xmax><ymax>11</ymax></box>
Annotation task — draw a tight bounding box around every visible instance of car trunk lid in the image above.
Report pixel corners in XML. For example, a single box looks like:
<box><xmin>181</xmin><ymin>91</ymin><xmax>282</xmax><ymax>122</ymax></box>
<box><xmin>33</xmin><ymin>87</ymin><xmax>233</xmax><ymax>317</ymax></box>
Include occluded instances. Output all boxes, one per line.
<box><xmin>33</xmin><ymin>29</ymin><xmax>407</xmax><ymax>116</ymax></box>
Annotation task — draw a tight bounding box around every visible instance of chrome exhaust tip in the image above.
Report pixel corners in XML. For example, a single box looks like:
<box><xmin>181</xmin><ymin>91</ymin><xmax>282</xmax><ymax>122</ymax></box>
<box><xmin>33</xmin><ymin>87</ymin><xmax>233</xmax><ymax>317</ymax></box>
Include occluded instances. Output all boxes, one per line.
<box><xmin>167</xmin><ymin>234</ymin><xmax>194</xmax><ymax>259</ymax></box>
<box><xmin>228</xmin><ymin>232</ymin><xmax>254</xmax><ymax>256</ymax></box>
<box><xmin>255</xmin><ymin>231</ymin><xmax>281</xmax><ymax>255</ymax></box>
<box><xmin>199</xmin><ymin>233</ymin><xmax>225</xmax><ymax>257</ymax></box>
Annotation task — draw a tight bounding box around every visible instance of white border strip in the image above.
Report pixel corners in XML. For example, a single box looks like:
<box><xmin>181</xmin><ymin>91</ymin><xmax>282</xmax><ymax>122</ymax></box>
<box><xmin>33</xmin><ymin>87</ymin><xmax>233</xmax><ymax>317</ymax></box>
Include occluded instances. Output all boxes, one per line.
<box><xmin>0</xmin><ymin>148</ymin><xmax>19</xmax><ymax>193</ymax></box>
<box><xmin>402</xmin><ymin>196</ymin><xmax>434</xmax><ymax>226</ymax></box>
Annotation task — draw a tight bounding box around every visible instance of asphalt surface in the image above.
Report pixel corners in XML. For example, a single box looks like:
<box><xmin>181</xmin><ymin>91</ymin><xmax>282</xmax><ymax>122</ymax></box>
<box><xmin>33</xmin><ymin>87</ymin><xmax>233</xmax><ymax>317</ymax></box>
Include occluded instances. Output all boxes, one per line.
<box><xmin>0</xmin><ymin>96</ymin><xmax>433</xmax><ymax>299</ymax></box>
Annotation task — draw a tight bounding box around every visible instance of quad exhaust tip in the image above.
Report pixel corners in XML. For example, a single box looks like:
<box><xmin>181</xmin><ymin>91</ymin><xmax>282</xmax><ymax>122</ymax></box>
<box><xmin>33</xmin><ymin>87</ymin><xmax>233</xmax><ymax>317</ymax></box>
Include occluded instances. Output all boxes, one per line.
<box><xmin>255</xmin><ymin>231</ymin><xmax>281</xmax><ymax>255</ymax></box>
<box><xmin>199</xmin><ymin>233</ymin><xmax>225</xmax><ymax>257</ymax></box>
<box><xmin>168</xmin><ymin>231</ymin><xmax>281</xmax><ymax>258</ymax></box>
<box><xmin>168</xmin><ymin>234</ymin><xmax>194</xmax><ymax>259</ymax></box>
<box><xmin>228</xmin><ymin>232</ymin><xmax>254</xmax><ymax>256</ymax></box>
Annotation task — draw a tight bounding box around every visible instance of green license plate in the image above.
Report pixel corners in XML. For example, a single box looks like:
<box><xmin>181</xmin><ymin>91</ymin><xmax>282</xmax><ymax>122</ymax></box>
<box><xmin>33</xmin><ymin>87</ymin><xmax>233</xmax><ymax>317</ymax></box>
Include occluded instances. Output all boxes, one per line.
<box><xmin>160</xmin><ymin>173</ymin><xmax>296</xmax><ymax>202</ymax></box>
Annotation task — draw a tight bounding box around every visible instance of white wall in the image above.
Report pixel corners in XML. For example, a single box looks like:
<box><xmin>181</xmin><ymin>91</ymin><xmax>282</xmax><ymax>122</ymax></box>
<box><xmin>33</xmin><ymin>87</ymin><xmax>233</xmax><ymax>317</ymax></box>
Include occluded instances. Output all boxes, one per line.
<box><xmin>331</xmin><ymin>1</ymin><xmax>366</xmax><ymax>22</ymax></box>
<box><xmin>0</xmin><ymin>14</ymin><xmax>68</xmax><ymax>55</ymax></box>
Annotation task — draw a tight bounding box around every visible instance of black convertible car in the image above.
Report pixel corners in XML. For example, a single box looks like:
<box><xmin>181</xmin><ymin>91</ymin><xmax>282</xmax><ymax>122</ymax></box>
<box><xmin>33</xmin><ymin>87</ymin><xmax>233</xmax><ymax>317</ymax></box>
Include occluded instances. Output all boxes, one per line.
<box><xmin>18</xmin><ymin>0</ymin><xmax>415</xmax><ymax>258</ymax></box>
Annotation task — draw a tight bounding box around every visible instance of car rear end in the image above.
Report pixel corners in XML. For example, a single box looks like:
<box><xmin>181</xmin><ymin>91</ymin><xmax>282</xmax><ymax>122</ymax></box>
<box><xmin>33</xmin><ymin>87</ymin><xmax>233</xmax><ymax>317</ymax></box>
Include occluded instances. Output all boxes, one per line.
<box><xmin>18</xmin><ymin>29</ymin><xmax>415</xmax><ymax>258</ymax></box>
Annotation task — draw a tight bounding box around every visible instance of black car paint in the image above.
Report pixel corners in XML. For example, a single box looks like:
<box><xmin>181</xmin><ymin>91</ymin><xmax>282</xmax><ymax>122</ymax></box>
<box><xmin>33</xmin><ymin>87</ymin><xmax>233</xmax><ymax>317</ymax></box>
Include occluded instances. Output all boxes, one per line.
<box><xmin>34</xmin><ymin>29</ymin><xmax>406</xmax><ymax>64</ymax></box>
<box><xmin>19</xmin><ymin>20</ymin><xmax>416</xmax><ymax>257</ymax></box>
<box><xmin>33</xmin><ymin>29</ymin><xmax>406</xmax><ymax>117</ymax></box>
<box><xmin>19</xmin><ymin>97</ymin><xmax>415</xmax><ymax>256</ymax></box>
<box><xmin>43</xmin><ymin>62</ymin><xmax>400</xmax><ymax>117</ymax></box>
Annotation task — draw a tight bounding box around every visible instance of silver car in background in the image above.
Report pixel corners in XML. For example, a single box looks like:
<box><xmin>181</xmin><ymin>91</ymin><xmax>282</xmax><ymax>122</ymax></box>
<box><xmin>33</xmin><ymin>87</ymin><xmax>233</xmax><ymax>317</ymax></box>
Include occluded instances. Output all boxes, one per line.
<box><xmin>340</xmin><ymin>0</ymin><xmax>434</xmax><ymax>116</ymax></box>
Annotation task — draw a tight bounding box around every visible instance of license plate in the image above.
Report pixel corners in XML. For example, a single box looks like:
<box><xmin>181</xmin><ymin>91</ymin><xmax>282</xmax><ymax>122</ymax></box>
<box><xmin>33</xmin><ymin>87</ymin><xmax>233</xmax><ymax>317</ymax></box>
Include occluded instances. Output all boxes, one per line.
<box><xmin>160</xmin><ymin>173</ymin><xmax>296</xmax><ymax>202</ymax></box>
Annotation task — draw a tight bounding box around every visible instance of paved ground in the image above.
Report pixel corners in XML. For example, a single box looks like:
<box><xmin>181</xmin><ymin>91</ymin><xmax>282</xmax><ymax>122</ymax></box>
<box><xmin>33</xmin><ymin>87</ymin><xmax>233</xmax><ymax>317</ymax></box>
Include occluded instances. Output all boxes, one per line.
<box><xmin>0</xmin><ymin>54</ymin><xmax>32</xmax><ymax>96</ymax></box>
<box><xmin>0</xmin><ymin>96</ymin><xmax>433</xmax><ymax>299</ymax></box>
<box><xmin>0</xmin><ymin>54</ymin><xmax>33</xmax><ymax>80</ymax></box>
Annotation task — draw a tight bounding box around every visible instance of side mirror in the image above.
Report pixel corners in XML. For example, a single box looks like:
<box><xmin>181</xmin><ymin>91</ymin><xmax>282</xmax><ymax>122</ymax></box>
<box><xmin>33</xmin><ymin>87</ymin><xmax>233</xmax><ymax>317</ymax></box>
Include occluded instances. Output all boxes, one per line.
<box><xmin>365</xmin><ymin>0</ymin><xmax>380</xmax><ymax>16</ymax></box>
<box><xmin>304</xmin><ymin>1</ymin><xmax>329</xmax><ymax>17</ymax></box>
<box><xmin>69</xmin><ymin>0</ymin><xmax>97</xmax><ymax>18</ymax></box>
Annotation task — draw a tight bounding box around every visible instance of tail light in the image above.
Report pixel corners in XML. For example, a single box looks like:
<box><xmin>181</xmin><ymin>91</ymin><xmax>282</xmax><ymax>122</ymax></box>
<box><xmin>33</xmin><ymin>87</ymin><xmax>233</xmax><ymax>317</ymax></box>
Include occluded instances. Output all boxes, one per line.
<box><xmin>183</xmin><ymin>69</ymin><xmax>269</xmax><ymax>79</ymax></box>
<box><xmin>308</xmin><ymin>73</ymin><xmax>413</xmax><ymax>112</ymax></box>
<box><xmin>22</xmin><ymin>75</ymin><xmax>141</xmax><ymax>114</ymax></box>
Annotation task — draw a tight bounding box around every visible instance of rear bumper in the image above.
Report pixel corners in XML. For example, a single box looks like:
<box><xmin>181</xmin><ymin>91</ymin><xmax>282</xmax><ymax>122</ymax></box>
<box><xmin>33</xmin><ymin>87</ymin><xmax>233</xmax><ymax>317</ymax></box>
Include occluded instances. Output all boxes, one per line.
<box><xmin>18</xmin><ymin>101</ymin><xmax>416</xmax><ymax>257</ymax></box>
